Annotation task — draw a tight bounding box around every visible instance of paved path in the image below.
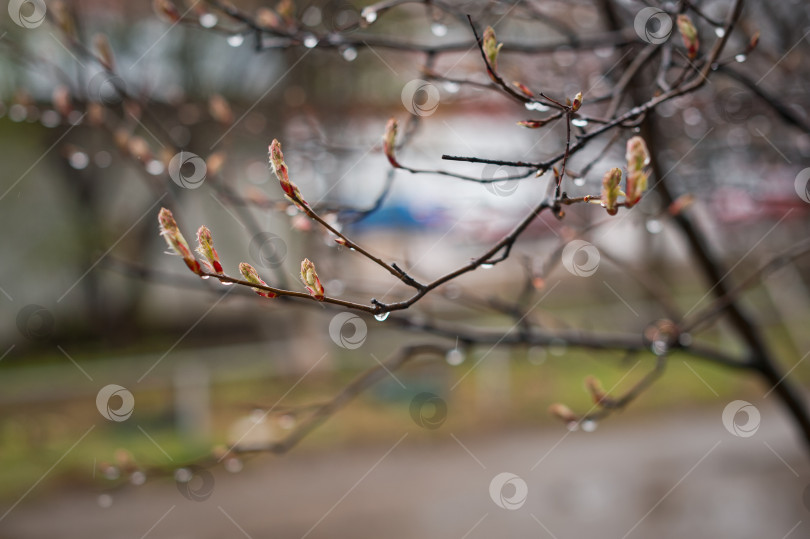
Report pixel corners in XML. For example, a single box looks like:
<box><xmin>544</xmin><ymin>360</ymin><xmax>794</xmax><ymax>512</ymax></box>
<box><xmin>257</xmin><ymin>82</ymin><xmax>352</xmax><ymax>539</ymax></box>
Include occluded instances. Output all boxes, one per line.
<box><xmin>2</xmin><ymin>403</ymin><xmax>809</xmax><ymax>539</ymax></box>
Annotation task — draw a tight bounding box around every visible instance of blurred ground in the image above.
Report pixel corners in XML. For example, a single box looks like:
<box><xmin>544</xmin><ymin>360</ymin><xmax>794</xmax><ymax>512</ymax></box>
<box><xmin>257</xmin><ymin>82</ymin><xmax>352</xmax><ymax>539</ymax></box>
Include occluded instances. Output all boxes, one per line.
<box><xmin>2</xmin><ymin>402</ymin><xmax>808</xmax><ymax>539</ymax></box>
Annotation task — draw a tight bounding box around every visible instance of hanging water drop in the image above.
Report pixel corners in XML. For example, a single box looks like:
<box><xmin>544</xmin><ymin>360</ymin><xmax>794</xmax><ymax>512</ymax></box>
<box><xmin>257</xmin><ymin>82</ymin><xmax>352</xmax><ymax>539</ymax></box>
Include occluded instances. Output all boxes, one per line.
<box><xmin>581</xmin><ymin>419</ymin><xmax>598</xmax><ymax>432</ymax></box>
<box><xmin>363</xmin><ymin>10</ymin><xmax>377</xmax><ymax>24</ymax></box>
<box><xmin>445</xmin><ymin>349</ymin><xmax>465</xmax><ymax>366</ymax></box>
<box><xmin>525</xmin><ymin>101</ymin><xmax>549</xmax><ymax>112</ymax></box>
<box><xmin>431</xmin><ymin>22</ymin><xmax>448</xmax><ymax>37</ymax></box>
<box><xmin>69</xmin><ymin>151</ymin><xmax>90</xmax><ymax>170</ymax></box>
<box><xmin>341</xmin><ymin>47</ymin><xmax>357</xmax><ymax>61</ymax></box>
<box><xmin>227</xmin><ymin>34</ymin><xmax>245</xmax><ymax>47</ymax></box>
<box><xmin>714</xmin><ymin>27</ymin><xmax>725</xmax><ymax>38</ymax></box>
<box><xmin>374</xmin><ymin>311</ymin><xmax>390</xmax><ymax>322</ymax></box>
<box><xmin>735</xmin><ymin>54</ymin><xmax>747</xmax><ymax>63</ymax></box>
<box><xmin>199</xmin><ymin>13</ymin><xmax>218</xmax><ymax>28</ymax></box>
<box><xmin>130</xmin><ymin>471</ymin><xmax>146</xmax><ymax>486</ymax></box>
<box><xmin>225</xmin><ymin>457</ymin><xmax>243</xmax><ymax>473</ymax></box>
<box><xmin>646</xmin><ymin>219</ymin><xmax>663</xmax><ymax>234</ymax></box>
<box><xmin>571</xmin><ymin>118</ymin><xmax>589</xmax><ymax>128</ymax></box>
<box><xmin>303</xmin><ymin>35</ymin><xmax>318</xmax><ymax>48</ymax></box>
<box><xmin>481</xmin><ymin>263</ymin><xmax>494</xmax><ymax>269</ymax></box>
<box><xmin>443</xmin><ymin>81</ymin><xmax>460</xmax><ymax>94</ymax></box>
<box><xmin>573</xmin><ymin>177</ymin><xmax>586</xmax><ymax>187</ymax></box>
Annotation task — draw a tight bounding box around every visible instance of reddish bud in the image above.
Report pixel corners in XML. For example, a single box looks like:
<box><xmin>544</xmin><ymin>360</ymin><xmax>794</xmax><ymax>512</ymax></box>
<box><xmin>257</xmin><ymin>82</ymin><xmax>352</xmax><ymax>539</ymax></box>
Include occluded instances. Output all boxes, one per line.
<box><xmin>158</xmin><ymin>208</ymin><xmax>203</xmax><ymax>275</ymax></box>
<box><xmin>153</xmin><ymin>0</ymin><xmax>182</xmax><ymax>23</ymax></box>
<box><xmin>382</xmin><ymin>117</ymin><xmax>400</xmax><ymax>168</ymax></box>
<box><xmin>256</xmin><ymin>8</ymin><xmax>281</xmax><ymax>28</ymax></box>
<box><xmin>570</xmin><ymin>92</ymin><xmax>583</xmax><ymax>113</ymax></box>
<box><xmin>206</xmin><ymin>152</ymin><xmax>226</xmax><ymax>176</ymax></box>
<box><xmin>239</xmin><ymin>262</ymin><xmax>277</xmax><ymax>298</ymax></box>
<box><xmin>677</xmin><ymin>14</ymin><xmax>699</xmax><ymax>60</ymax></box>
<box><xmin>748</xmin><ymin>31</ymin><xmax>760</xmax><ymax>52</ymax></box>
<box><xmin>668</xmin><ymin>193</ymin><xmax>695</xmax><ymax>216</ymax></box>
<box><xmin>513</xmin><ymin>81</ymin><xmax>533</xmax><ymax>98</ymax></box>
<box><xmin>52</xmin><ymin>85</ymin><xmax>72</xmax><ymax>117</ymax></box>
<box><xmin>208</xmin><ymin>94</ymin><xmax>233</xmax><ymax>125</ymax></box>
<box><xmin>549</xmin><ymin>403</ymin><xmax>578</xmax><ymax>423</ymax></box>
<box><xmin>300</xmin><ymin>258</ymin><xmax>325</xmax><ymax>300</ymax></box>
<box><xmin>269</xmin><ymin>139</ymin><xmax>308</xmax><ymax>208</ymax></box>
<box><xmin>517</xmin><ymin>119</ymin><xmax>551</xmax><ymax>129</ymax></box>
<box><xmin>196</xmin><ymin>225</ymin><xmax>223</xmax><ymax>274</ymax></box>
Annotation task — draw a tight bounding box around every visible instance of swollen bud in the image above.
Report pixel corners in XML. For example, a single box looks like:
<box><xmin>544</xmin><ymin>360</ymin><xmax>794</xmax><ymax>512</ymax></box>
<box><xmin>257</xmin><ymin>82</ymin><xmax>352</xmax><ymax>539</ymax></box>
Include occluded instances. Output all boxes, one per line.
<box><xmin>625</xmin><ymin>136</ymin><xmax>650</xmax><ymax>207</ymax></box>
<box><xmin>208</xmin><ymin>94</ymin><xmax>233</xmax><ymax>125</ymax></box>
<box><xmin>158</xmin><ymin>208</ymin><xmax>203</xmax><ymax>275</ymax></box>
<box><xmin>196</xmin><ymin>226</ymin><xmax>223</xmax><ymax>274</ymax></box>
<box><xmin>601</xmin><ymin>167</ymin><xmax>622</xmax><ymax>216</ymax></box>
<box><xmin>239</xmin><ymin>262</ymin><xmax>277</xmax><ymax>298</ymax></box>
<box><xmin>382</xmin><ymin>117</ymin><xmax>400</xmax><ymax>168</ymax></box>
<box><xmin>570</xmin><ymin>92</ymin><xmax>583</xmax><ymax>113</ymax></box>
<box><xmin>300</xmin><ymin>258</ymin><xmax>325</xmax><ymax>300</ymax></box>
<box><xmin>94</xmin><ymin>34</ymin><xmax>115</xmax><ymax>71</ymax></box>
<box><xmin>584</xmin><ymin>376</ymin><xmax>612</xmax><ymax>406</ymax></box>
<box><xmin>153</xmin><ymin>0</ymin><xmax>182</xmax><ymax>23</ymax></box>
<box><xmin>677</xmin><ymin>14</ymin><xmax>699</xmax><ymax>60</ymax></box>
<box><xmin>269</xmin><ymin>139</ymin><xmax>308</xmax><ymax>208</ymax></box>
<box><xmin>549</xmin><ymin>403</ymin><xmax>578</xmax><ymax>423</ymax></box>
<box><xmin>482</xmin><ymin>26</ymin><xmax>503</xmax><ymax>79</ymax></box>
<box><xmin>517</xmin><ymin>119</ymin><xmax>551</xmax><ymax>129</ymax></box>
<box><xmin>513</xmin><ymin>81</ymin><xmax>533</xmax><ymax>98</ymax></box>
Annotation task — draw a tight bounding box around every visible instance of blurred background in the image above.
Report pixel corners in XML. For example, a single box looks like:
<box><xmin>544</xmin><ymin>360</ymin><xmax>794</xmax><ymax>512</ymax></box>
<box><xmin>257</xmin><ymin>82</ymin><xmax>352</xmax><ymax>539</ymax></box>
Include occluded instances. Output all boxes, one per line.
<box><xmin>1</xmin><ymin>0</ymin><xmax>810</xmax><ymax>537</ymax></box>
